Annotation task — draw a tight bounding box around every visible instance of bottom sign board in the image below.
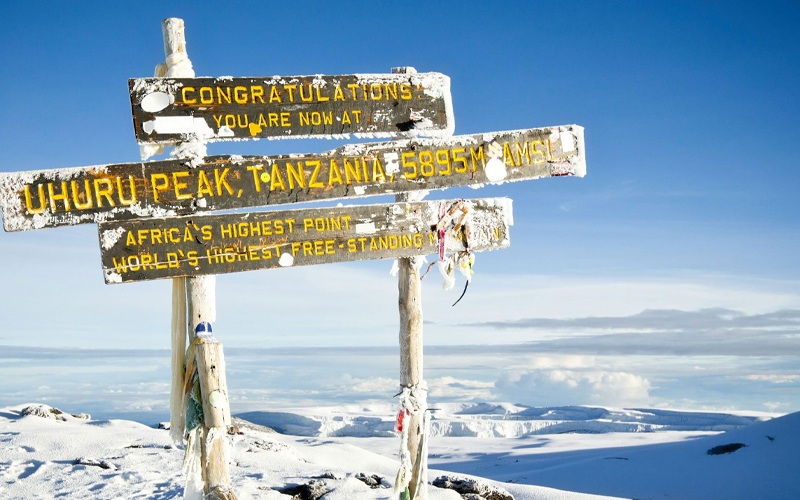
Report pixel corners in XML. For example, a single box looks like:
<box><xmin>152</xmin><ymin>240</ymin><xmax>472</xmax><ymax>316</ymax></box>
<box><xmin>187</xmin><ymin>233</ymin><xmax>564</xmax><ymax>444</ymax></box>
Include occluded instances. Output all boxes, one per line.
<box><xmin>98</xmin><ymin>198</ymin><xmax>513</xmax><ymax>284</ymax></box>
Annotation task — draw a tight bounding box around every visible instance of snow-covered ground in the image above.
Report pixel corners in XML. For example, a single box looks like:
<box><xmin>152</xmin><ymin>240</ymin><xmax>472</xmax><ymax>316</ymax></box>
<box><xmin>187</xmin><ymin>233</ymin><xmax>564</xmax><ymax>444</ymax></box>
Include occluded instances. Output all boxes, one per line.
<box><xmin>1</xmin><ymin>402</ymin><xmax>797</xmax><ymax>500</ymax></box>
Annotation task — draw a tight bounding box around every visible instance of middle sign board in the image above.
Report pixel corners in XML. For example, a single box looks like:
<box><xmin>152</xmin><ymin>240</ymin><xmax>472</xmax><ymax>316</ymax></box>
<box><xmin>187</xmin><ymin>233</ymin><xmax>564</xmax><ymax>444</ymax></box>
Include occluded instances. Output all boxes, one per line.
<box><xmin>0</xmin><ymin>125</ymin><xmax>583</xmax><ymax>232</ymax></box>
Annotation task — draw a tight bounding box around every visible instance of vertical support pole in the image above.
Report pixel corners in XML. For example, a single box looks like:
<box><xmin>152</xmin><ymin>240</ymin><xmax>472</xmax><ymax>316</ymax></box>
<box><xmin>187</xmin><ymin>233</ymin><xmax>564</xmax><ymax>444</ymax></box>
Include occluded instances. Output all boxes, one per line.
<box><xmin>160</xmin><ymin>18</ymin><xmax>236</xmax><ymax>500</ymax></box>
<box><xmin>393</xmin><ymin>65</ymin><xmax>428</xmax><ymax>500</ymax></box>
<box><xmin>187</xmin><ymin>276</ymin><xmax>235</xmax><ymax>499</ymax></box>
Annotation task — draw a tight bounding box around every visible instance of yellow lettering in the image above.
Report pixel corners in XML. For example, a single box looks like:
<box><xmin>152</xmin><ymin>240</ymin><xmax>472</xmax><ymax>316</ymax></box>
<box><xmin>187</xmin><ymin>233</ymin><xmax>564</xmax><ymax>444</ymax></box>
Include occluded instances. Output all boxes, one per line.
<box><xmin>385</xmin><ymin>83</ymin><xmax>398</xmax><ymax>100</ymax></box>
<box><xmin>47</xmin><ymin>181</ymin><xmax>70</xmax><ymax>211</ymax></box>
<box><xmin>299</xmin><ymin>84</ymin><xmax>313</xmax><ymax>102</ymax></box>
<box><xmin>503</xmin><ymin>142</ymin><xmax>516</xmax><ymax>167</ymax></box>
<box><xmin>402</xmin><ymin>152</ymin><xmax>418</xmax><ymax>179</ymax></box>
<box><xmin>173</xmin><ymin>171</ymin><xmax>191</xmax><ymax>200</ymax></box>
<box><xmin>307</xmin><ymin>160</ymin><xmax>324</xmax><ymax>188</ymax></box>
<box><xmin>181</xmin><ymin>87</ymin><xmax>196</xmax><ymax>104</ymax></box>
<box><xmin>284</xmin><ymin>84</ymin><xmax>297</xmax><ymax>102</ymax></box>
<box><xmin>70</xmin><ymin>180</ymin><xmax>93</xmax><ymax>210</ymax></box>
<box><xmin>217</xmin><ymin>86</ymin><xmax>232</xmax><ymax>104</ymax></box>
<box><xmin>150</xmin><ymin>173</ymin><xmax>169</xmax><ymax>202</ymax></box>
<box><xmin>24</xmin><ymin>184</ymin><xmax>46</xmax><ymax>214</ymax></box>
<box><xmin>328</xmin><ymin>159</ymin><xmax>343</xmax><ymax>186</ymax></box>
<box><xmin>93</xmin><ymin>179</ymin><xmax>114</xmax><ymax>208</ymax></box>
<box><xmin>117</xmin><ymin>176</ymin><xmax>137</xmax><ymax>205</ymax></box>
<box><xmin>270</xmin><ymin>164</ymin><xmax>286</xmax><ymax>191</ymax></box>
<box><xmin>234</xmin><ymin>86</ymin><xmax>248</xmax><ymax>104</ymax></box>
<box><xmin>419</xmin><ymin>151</ymin><xmax>435</xmax><ymax>177</ymax></box>
<box><xmin>251</xmin><ymin>85</ymin><xmax>265</xmax><ymax>103</ymax></box>
<box><xmin>436</xmin><ymin>149</ymin><xmax>452</xmax><ymax>176</ymax></box>
<box><xmin>269</xmin><ymin>86</ymin><xmax>282</xmax><ymax>103</ymax></box>
<box><xmin>199</xmin><ymin>87</ymin><xmax>213</xmax><ymax>104</ymax></box>
<box><xmin>333</xmin><ymin>86</ymin><xmax>345</xmax><ymax>101</ymax></box>
<box><xmin>470</xmin><ymin>146</ymin><xmax>485</xmax><ymax>172</ymax></box>
<box><xmin>247</xmin><ymin>165</ymin><xmax>264</xmax><ymax>192</ymax></box>
<box><xmin>531</xmin><ymin>140</ymin><xmax>546</xmax><ymax>164</ymax></box>
<box><xmin>286</xmin><ymin>162</ymin><xmax>306</xmax><ymax>190</ymax></box>
<box><xmin>344</xmin><ymin>158</ymin><xmax>361</xmax><ymax>184</ymax></box>
<box><xmin>197</xmin><ymin>170</ymin><xmax>214</xmax><ymax>197</ymax></box>
<box><xmin>371</xmin><ymin>158</ymin><xmax>387</xmax><ymax>183</ymax></box>
<box><xmin>452</xmin><ymin>148</ymin><xmax>468</xmax><ymax>173</ymax></box>
<box><xmin>514</xmin><ymin>141</ymin><xmax>531</xmax><ymax>165</ymax></box>
<box><xmin>214</xmin><ymin>168</ymin><xmax>234</xmax><ymax>196</ymax></box>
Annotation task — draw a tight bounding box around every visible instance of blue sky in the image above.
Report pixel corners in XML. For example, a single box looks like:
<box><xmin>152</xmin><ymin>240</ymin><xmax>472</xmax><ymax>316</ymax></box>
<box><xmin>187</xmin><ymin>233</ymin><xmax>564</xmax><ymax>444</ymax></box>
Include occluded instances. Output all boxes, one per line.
<box><xmin>1</xmin><ymin>1</ymin><xmax>798</xmax><ymax>418</ymax></box>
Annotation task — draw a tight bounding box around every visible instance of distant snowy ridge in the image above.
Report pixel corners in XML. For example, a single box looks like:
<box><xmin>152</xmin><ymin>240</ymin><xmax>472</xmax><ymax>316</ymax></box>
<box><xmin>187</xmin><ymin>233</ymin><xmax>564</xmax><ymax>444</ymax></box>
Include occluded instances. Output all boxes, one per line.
<box><xmin>236</xmin><ymin>403</ymin><xmax>772</xmax><ymax>438</ymax></box>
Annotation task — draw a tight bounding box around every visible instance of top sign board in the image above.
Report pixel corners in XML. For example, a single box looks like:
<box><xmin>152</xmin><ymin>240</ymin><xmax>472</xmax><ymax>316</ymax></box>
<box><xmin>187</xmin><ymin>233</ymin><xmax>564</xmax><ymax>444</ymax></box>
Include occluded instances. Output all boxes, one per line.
<box><xmin>129</xmin><ymin>73</ymin><xmax>454</xmax><ymax>143</ymax></box>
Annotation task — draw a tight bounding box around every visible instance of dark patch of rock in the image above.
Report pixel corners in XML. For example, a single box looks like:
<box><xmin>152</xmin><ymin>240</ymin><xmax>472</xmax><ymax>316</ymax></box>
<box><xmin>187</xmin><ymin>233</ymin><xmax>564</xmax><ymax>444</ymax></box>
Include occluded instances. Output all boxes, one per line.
<box><xmin>432</xmin><ymin>475</ymin><xmax>514</xmax><ymax>500</ymax></box>
<box><xmin>278</xmin><ymin>479</ymin><xmax>328</xmax><ymax>500</ymax></box>
<box><xmin>707</xmin><ymin>443</ymin><xmax>747</xmax><ymax>455</ymax></box>
<box><xmin>355</xmin><ymin>472</ymin><xmax>387</xmax><ymax>488</ymax></box>
<box><xmin>73</xmin><ymin>457</ymin><xmax>116</xmax><ymax>470</ymax></box>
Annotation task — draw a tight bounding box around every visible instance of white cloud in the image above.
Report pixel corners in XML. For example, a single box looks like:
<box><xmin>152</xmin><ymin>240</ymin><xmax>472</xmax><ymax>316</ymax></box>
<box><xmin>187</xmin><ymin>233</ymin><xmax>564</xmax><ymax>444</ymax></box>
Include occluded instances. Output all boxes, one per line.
<box><xmin>494</xmin><ymin>369</ymin><xmax>651</xmax><ymax>407</ymax></box>
<box><xmin>742</xmin><ymin>374</ymin><xmax>800</xmax><ymax>384</ymax></box>
<box><xmin>334</xmin><ymin>375</ymin><xmax>398</xmax><ymax>394</ymax></box>
<box><xmin>428</xmin><ymin>376</ymin><xmax>495</xmax><ymax>401</ymax></box>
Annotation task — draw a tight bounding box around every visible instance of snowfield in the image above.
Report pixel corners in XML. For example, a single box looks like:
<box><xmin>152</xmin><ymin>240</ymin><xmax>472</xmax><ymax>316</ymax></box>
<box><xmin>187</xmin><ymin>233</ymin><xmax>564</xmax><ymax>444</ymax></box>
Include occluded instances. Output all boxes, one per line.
<box><xmin>0</xmin><ymin>403</ymin><xmax>796</xmax><ymax>500</ymax></box>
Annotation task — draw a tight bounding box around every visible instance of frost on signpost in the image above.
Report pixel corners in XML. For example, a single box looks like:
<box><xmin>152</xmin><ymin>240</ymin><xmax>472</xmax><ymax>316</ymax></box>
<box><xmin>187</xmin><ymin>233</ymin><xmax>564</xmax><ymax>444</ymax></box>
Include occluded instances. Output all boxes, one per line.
<box><xmin>0</xmin><ymin>124</ymin><xmax>583</xmax><ymax>232</ymax></box>
<box><xmin>97</xmin><ymin>198</ymin><xmax>514</xmax><ymax>283</ymax></box>
<box><xmin>156</xmin><ymin>18</ymin><xmax>236</xmax><ymax>500</ymax></box>
<box><xmin>392</xmin><ymin>64</ymin><xmax>429</xmax><ymax>500</ymax></box>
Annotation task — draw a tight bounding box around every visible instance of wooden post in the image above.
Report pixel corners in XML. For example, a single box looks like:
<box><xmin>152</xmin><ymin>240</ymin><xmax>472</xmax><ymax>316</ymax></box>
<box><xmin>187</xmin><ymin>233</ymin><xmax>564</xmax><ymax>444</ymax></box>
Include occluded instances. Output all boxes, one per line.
<box><xmin>394</xmin><ymin>62</ymin><xmax>428</xmax><ymax>500</ymax></box>
<box><xmin>161</xmin><ymin>18</ymin><xmax>236</xmax><ymax>500</ymax></box>
<box><xmin>187</xmin><ymin>276</ymin><xmax>235</xmax><ymax>500</ymax></box>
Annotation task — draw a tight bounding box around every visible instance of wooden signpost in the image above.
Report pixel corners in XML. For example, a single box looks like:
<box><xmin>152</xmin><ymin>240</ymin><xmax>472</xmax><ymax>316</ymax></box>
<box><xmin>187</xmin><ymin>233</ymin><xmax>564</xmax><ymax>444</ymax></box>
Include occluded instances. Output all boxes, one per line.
<box><xmin>0</xmin><ymin>16</ymin><xmax>586</xmax><ymax>500</ymax></box>
<box><xmin>129</xmin><ymin>73</ymin><xmax>454</xmax><ymax>143</ymax></box>
<box><xmin>97</xmin><ymin>197</ymin><xmax>511</xmax><ymax>283</ymax></box>
<box><xmin>0</xmin><ymin>125</ymin><xmax>583</xmax><ymax>232</ymax></box>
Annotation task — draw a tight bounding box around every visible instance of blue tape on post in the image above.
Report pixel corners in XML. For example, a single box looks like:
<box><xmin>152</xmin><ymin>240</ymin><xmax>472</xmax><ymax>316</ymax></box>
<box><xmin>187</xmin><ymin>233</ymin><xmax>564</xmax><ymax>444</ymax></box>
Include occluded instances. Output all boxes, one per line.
<box><xmin>195</xmin><ymin>322</ymin><xmax>213</xmax><ymax>339</ymax></box>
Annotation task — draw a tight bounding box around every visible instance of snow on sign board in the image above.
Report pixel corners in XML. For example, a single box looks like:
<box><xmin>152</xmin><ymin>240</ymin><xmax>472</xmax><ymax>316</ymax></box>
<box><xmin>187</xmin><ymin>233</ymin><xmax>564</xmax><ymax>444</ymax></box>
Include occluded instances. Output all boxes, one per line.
<box><xmin>98</xmin><ymin>197</ymin><xmax>512</xmax><ymax>284</ymax></box>
<box><xmin>0</xmin><ymin>125</ymin><xmax>582</xmax><ymax>232</ymax></box>
<box><xmin>129</xmin><ymin>73</ymin><xmax>454</xmax><ymax>143</ymax></box>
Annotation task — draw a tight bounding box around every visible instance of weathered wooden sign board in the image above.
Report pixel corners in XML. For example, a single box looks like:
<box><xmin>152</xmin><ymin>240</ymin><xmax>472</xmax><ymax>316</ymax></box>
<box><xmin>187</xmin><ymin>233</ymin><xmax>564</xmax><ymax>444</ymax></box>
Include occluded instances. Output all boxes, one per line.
<box><xmin>129</xmin><ymin>73</ymin><xmax>454</xmax><ymax>143</ymax></box>
<box><xmin>0</xmin><ymin>125</ymin><xmax>582</xmax><ymax>232</ymax></box>
<box><xmin>98</xmin><ymin>197</ymin><xmax>512</xmax><ymax>284</ymax></box>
